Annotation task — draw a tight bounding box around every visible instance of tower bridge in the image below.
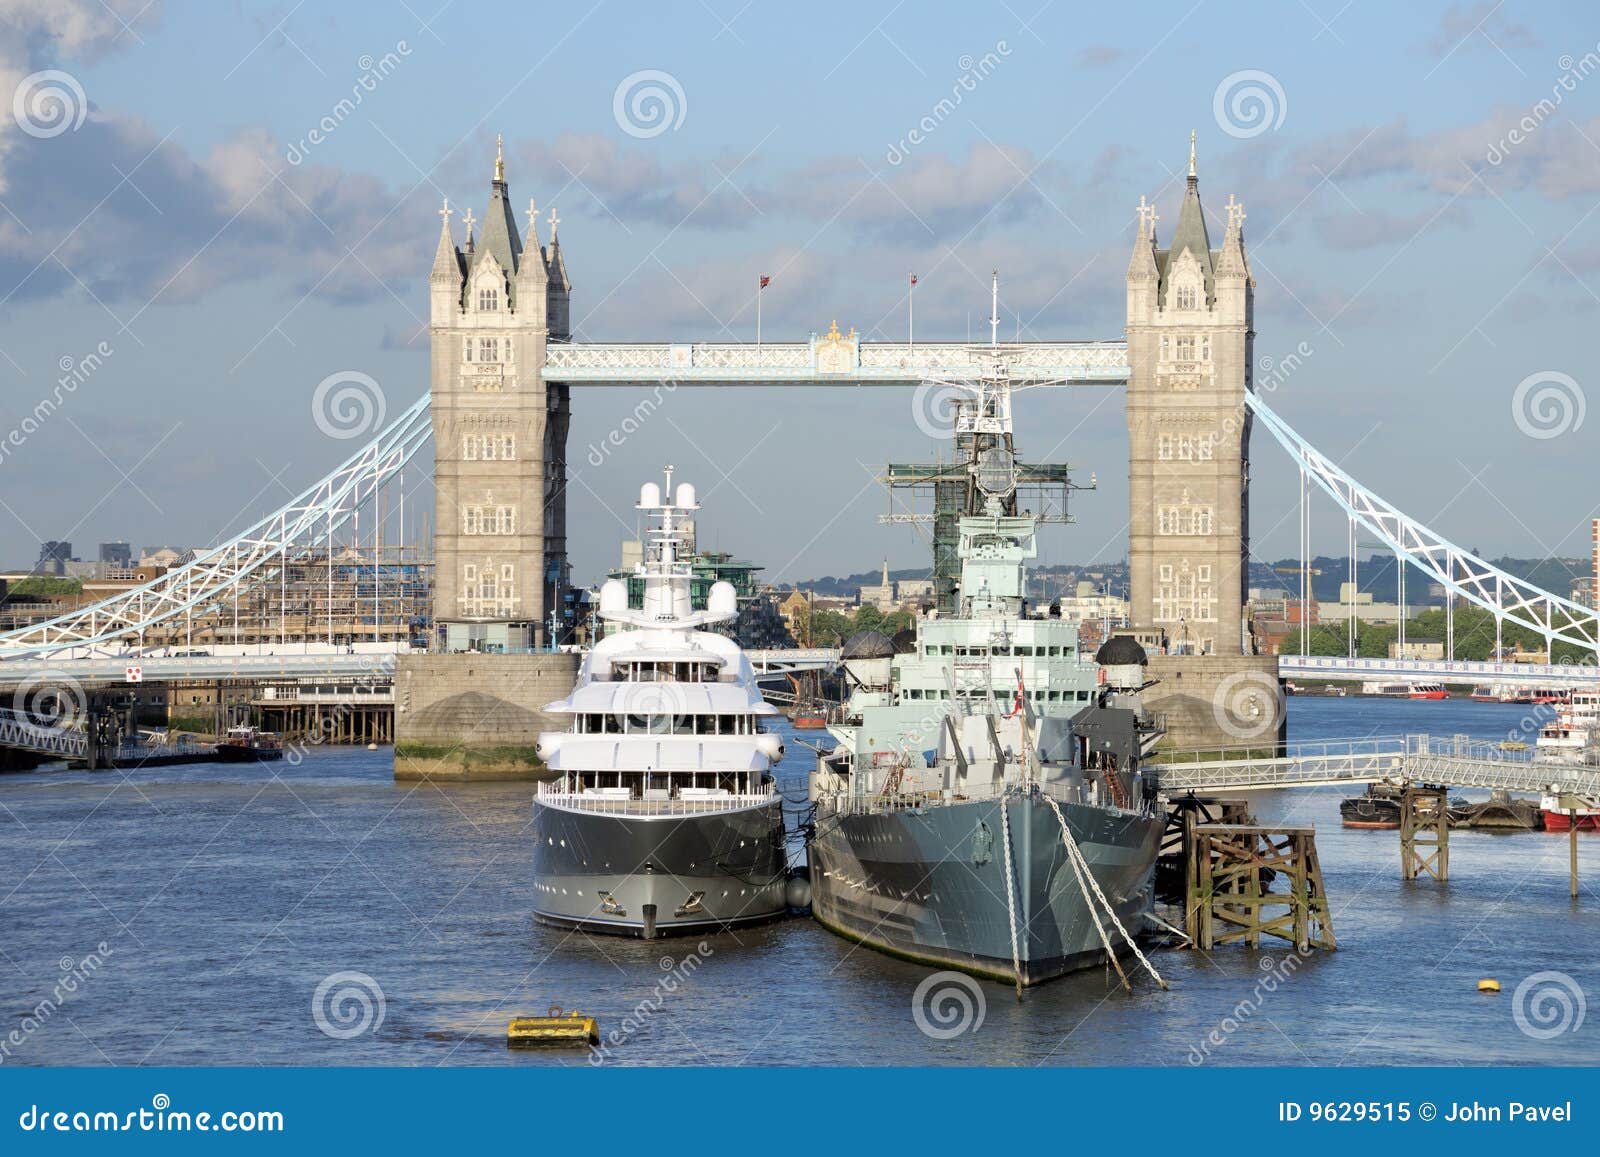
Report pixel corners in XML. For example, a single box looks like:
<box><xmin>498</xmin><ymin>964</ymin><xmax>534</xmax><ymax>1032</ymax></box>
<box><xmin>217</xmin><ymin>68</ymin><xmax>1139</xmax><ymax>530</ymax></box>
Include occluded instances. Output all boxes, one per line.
<box><xmin>2</xmin><ymin>137</ymin><xmax>1597</xmax><ymax>772</ymax></box>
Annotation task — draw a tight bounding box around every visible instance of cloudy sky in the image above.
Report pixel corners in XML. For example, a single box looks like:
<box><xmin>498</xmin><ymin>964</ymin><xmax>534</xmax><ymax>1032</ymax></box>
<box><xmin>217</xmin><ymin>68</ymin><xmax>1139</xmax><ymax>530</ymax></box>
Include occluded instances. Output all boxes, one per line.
<box><xmin>0</xmin><ymin>1</ymin><xmax>1595</xmax><ymax>586</ymax></box>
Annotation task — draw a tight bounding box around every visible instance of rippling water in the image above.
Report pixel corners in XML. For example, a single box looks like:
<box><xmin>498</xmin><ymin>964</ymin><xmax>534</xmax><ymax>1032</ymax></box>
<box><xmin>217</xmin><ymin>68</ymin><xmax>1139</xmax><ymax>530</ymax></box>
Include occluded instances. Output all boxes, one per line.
<box><xmin>2</xmin><ymin>696</ymin><xmax>1595</xmax><ymax>1067</ymax></box>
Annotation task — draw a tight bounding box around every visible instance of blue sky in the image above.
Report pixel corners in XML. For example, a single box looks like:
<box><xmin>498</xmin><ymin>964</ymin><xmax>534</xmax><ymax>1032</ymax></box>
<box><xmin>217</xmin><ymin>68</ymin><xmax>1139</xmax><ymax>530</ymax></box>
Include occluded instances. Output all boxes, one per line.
<box><xmin>0</xmin><ymin>1</ymin><xmax>1596</xmax><ymax>587</ymax></box>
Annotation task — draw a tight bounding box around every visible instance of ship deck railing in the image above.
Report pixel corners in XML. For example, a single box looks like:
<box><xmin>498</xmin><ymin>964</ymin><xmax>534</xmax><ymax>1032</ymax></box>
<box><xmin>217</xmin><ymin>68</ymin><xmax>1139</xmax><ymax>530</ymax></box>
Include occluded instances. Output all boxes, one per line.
<box><xmin>535</xmin><ymin>789</ymin><xmax>777</xmax><ymax>816</ymax></box>
<box><xmin>820</xmin><ymin>776</ymin><xmax>1103</xmax><ymax>816</ymax></box>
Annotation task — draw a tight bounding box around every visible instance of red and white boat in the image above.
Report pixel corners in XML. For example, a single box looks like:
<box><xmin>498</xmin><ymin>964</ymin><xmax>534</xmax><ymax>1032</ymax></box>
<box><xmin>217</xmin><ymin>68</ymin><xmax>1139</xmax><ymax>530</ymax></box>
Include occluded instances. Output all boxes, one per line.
<box><xmin>1362</xmin><ymin>681</ymin><xmax>1449</xmax><ymax>700</ymax></box>
<box><xmin>1541</xmin><ymin>794</ymin><xmax>1600</xmax><ymax>831</ymax></box>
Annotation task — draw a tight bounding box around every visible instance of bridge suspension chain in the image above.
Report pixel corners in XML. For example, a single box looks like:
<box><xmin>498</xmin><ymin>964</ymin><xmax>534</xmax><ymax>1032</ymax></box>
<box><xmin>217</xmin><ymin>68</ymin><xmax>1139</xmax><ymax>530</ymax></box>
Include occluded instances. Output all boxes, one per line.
<box><xmin>1246</xmin><ymin>391</ymin><xmax>1600</xmax><ymax>657</ymax></box>
<box><xmin>0</xmin><ymin>392</ymin><xmax>435</xmax><ymax>660</ymax></box>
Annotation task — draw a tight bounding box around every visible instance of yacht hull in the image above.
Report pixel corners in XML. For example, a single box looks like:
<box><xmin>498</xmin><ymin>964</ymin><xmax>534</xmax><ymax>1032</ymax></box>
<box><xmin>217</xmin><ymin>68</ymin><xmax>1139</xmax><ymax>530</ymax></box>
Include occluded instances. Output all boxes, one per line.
<box><xmin>532</xmin><ymin>797</ymin><xmax>789</xmax><ymax>937</ymax></box>
<box><xmin>808</xmin><ymin>793</ymin><xmax>1163</xmax><ymax>986</ymax></box>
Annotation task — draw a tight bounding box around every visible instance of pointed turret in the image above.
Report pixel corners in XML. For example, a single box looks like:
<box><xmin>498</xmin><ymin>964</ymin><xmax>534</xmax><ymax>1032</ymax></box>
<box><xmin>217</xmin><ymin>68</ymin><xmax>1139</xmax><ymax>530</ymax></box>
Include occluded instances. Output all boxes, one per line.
<box><xmin>471</xmin><ymin>134</ymin><xmax>523</xmax><ymax>289</ymax></box>
<box><xmin>546</xmin><ymin>205</ymin><xmax>571</xmax><ymax>340</ymax></box>
<box><xmin>514</xmin><ymin>193</ymin><xmax>549</xmax><ymax>324</ymax></box>
<box><xmin>430</xmin><ymin>197</ymin><xmax>465</xmax><ymax>322</ymax></box>
<box><xmin>1164</xmin><ymin>131</ymin><xmax>1215</xmax><ymax>306</ymax></box>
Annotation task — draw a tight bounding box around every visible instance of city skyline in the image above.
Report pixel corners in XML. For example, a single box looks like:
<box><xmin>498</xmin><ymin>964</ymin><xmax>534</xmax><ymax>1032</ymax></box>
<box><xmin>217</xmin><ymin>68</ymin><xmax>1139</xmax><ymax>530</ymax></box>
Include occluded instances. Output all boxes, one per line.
<box><xmin>1</xmin><ymin>2</ymin><xmax>1596</xmax><ymax>589</ymax></box>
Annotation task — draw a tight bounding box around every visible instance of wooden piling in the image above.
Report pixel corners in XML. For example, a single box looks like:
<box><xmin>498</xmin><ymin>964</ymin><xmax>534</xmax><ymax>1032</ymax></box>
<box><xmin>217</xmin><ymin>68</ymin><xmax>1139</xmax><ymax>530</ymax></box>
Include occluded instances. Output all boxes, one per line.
<box><xmin>1399</xmin><ymin>785</ymin><xmax>1449</xmax><ymax>882</ymax></box>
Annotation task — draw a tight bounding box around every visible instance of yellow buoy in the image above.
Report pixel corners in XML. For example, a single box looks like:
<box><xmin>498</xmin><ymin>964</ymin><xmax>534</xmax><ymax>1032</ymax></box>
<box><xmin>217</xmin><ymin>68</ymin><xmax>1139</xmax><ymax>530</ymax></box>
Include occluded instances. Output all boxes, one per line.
<box><xmin>1478</xmin><ymin>979</ymin><xmax>1501</xmax><ymax>993</ymax></box>
<box><xmin>507</xmin><ymin>1006</ymin><xmax>599</xmax><ymax>1047</ymax></box>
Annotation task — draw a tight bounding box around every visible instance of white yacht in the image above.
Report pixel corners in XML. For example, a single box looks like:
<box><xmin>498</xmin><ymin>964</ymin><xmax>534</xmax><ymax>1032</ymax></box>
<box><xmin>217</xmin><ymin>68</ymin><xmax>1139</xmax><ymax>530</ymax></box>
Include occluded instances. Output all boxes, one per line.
<box><xmin>531</xmin><ymin>470</ymin><xmax>789</xmax><ymax>938</ymax></box>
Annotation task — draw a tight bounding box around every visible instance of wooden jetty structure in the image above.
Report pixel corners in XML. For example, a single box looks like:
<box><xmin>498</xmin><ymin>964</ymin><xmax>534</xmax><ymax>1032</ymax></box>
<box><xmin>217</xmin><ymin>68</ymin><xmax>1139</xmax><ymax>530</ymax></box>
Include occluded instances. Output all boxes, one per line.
<box><xmin>1160</xmin><ymin>797</ymin><xmax>1337</xmax><ymax>953</ymax></box>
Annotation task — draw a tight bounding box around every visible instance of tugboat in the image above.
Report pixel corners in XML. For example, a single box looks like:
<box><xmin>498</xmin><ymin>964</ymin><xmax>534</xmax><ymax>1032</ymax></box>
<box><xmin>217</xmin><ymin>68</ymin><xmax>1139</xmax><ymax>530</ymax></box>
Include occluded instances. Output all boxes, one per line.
<box><xmin>531</xmin><ymin>470</ymin><xmax>789</xmax><ymax>938</ymax></box>
<box><xmin>1339</xmin><ymin>785</ymin><xmax>1403</xmax><ymax>829</ymax></box>
<box><xmin>807</xmin><ymin>359</ymin><xmax>1167</xmax><ymax>987</ymax></box>
<box><xmin>211</xmin><ymin>725</ymin><xmax>284</xmax><ymax>763</ymax></box>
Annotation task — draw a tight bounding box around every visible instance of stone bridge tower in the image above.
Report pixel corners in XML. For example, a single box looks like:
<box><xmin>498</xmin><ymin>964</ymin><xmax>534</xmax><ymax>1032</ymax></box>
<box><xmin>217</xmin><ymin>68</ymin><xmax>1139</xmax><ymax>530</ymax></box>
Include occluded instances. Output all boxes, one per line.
<box><xmin>1125</xmin><ymin>136</ymin><xmax>1253</xmax><ymax>656</ymax></box>
<box><xmin>1123</xmin><ymin>138</ymin><xmax>1282</xmax><ymax>751</ymax></box>
<box><xmin>428</xmin><ymin>140</ymin><xmax>571</xmax><ymax>651</ymax></box>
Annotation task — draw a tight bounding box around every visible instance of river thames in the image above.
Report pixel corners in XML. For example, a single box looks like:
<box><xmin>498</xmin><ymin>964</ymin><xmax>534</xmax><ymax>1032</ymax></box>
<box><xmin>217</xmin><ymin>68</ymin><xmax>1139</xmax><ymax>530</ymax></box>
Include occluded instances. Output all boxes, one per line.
<box><xmin>1</xmin><ymin>696</ymin><xmax>1595</xmax><ymax>1067</ymax></box>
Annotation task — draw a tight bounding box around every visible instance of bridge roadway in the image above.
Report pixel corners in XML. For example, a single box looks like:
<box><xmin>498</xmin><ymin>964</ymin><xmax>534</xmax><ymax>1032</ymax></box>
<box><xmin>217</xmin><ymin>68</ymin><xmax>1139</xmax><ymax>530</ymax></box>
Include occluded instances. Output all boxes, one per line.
<box><xmin>1279</xmin><ymin>655</ymin><xmax>1600</xmax><ymax>688</ymax></box>
<box><xmin>0</xmin><ymin>647</ymin><xmax>843</xmax><ymax>687</ymax></box>
<box><xmin>1153</xmin><ymin>733</ymin><xmax>1600</xmax><ymax>803</ymax></box>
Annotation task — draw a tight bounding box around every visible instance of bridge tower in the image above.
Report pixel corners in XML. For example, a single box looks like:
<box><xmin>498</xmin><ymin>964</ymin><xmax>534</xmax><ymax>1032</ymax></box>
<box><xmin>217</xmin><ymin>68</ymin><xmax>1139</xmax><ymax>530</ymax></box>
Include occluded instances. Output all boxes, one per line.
<box><xmin>1126</xmin><ymin>135</ymin><xmax>1252</xmax><ymax>656</ymax></box>
<box><xmin>1125</xmin><ymin>137</ymin><xmax>1281</xmax><ymax>750</ymax></box>
<box><xmin>428</xmin><ymin>139</ymin><xmax>570</xmax><ymax>650</ymax></box>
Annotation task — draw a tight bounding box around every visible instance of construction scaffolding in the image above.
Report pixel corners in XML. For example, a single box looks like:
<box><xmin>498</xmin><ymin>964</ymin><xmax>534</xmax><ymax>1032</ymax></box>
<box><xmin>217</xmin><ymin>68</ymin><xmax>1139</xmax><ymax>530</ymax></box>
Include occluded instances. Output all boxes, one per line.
<box><xmin>134</xmin><ymin>545</ymin><xmax>433</xmax><ymax>649</ymax></box>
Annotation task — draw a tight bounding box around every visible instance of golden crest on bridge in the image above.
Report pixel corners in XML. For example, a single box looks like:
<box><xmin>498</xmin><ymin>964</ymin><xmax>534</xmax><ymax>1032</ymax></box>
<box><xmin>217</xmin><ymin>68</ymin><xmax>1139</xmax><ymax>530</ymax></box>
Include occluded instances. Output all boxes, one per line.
<box><xmin>813</xmin><ymin>319</ymin><xmax>857</xmax><ymax>375</ymax></box>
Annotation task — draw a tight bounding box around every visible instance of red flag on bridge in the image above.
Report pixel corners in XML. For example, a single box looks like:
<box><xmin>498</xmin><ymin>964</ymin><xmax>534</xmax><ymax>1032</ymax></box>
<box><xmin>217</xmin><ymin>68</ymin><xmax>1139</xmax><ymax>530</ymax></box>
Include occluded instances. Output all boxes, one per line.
<box><xmin>910</xmin><ymin>274</ymin><xmax>918</xmax><ymax>286</ymax></box>
<box><xmin>759</xmin><ymin>275</ymin><xmax>771</xmax><ymax>289</ymax></box>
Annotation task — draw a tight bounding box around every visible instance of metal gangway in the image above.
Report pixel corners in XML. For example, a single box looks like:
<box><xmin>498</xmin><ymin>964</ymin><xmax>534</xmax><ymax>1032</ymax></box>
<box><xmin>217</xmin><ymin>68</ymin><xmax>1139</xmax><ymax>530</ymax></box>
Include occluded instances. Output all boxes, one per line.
<box><xmin>1153</xmin><ymin>733</ymin><xmax>1600</xmax><ymax>802</ymax></box>
<box><xmin>0</xmin><ymin>708</ymin><xmax>88</xmax><ymax>761</ymax></box>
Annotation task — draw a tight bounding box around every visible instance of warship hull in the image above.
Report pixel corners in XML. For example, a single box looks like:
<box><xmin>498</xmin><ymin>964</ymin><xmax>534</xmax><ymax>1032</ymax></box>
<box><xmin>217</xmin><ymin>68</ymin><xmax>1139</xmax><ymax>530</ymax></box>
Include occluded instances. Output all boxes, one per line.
<box><xmin>532</xmin><ymin>797</ymin><xmax>789</xmax><ymax>938</ymax></box>
<box><xmin>809</xmin><ymin>792</ymin><xmax>1164</xmax><ymax>986</ymax></box>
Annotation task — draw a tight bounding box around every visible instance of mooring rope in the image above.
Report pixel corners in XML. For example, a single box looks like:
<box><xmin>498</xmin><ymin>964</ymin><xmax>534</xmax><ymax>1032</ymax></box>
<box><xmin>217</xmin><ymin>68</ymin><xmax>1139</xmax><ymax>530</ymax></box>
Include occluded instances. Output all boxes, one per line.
<box><xmin>1039</xmin><ymin>793</ymin><xmax>1169</xmax><ymax>991</ymax></box>
<box><xmin>997</xmin><ymin>792</ymin><xmax>1024</xmax><ymax>997</ymax></box>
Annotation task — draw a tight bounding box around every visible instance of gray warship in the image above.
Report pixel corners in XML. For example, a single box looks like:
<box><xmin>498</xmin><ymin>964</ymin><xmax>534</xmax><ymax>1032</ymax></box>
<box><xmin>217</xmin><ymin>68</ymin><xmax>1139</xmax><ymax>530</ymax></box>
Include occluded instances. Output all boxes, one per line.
<box><xmin>532</xmin><ymin>470</ymin><xmax>789</xmax><ymax>938</ymax></box>
<box><xmin>807</xmin><ymin>356</ymin><xmax>1168</xmax><ymax>986</ymax></box>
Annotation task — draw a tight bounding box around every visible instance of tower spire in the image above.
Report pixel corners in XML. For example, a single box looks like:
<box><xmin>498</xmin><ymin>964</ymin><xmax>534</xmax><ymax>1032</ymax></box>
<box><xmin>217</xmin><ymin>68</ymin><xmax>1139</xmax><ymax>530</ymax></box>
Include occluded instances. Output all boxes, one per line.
<box><xmin>1188</xmin><ymin>130</ymin><xmax>1197</xmax><ymax>183</ymax></box>
<box><xmin>494</xmin><ymin>132</ymin><xmax>504</xmax><ymax>184</ymax></box>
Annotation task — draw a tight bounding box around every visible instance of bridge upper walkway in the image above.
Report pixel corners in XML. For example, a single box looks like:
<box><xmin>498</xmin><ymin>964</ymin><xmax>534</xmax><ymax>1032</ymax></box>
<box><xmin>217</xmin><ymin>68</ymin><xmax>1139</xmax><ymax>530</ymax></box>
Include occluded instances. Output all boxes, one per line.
<box><xmin>1280</xmin><ymin>655</ymin><xmax>1600</xmax><ymax>688</ymax></box>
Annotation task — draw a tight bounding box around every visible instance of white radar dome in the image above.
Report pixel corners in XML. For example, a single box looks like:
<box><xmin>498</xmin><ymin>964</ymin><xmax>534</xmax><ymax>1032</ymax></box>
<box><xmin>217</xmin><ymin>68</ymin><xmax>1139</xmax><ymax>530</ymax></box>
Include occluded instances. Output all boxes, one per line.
<box><xmin>599</xmin><ymin>579</ymin><xmax>629</xmax><ymax>617</ymax></box>
<box><xmin>637</xmin><ymin>482</ymin><xmax>661</xmax><ymax>508</ymax></box>
<box><xmin>674</xmin><ymin>481</ymin><xmax>698</xmax><ymax>509</ymax></box>
<box><xmin>707</xmin><ymin>581</ymin><xmax>737</xmax><ymax>617</ymax></box>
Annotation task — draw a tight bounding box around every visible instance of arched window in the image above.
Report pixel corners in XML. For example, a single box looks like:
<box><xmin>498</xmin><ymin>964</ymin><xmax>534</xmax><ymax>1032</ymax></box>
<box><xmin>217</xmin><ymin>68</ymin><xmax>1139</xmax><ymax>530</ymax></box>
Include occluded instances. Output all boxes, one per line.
<box><xmin>478</xmin><ymin>287</ymin><xmax>499</xmax><ymax>311</ymax></box>
<box><xmin>1176</xmin><ymin>284</ymin><xmax>1196</xmax><ymax>310</ymax></box>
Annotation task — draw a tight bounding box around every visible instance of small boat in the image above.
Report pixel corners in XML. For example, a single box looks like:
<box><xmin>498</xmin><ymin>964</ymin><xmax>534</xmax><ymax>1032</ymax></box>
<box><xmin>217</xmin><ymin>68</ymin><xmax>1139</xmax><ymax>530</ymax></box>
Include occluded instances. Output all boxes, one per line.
<box><xmin>1340</xmin><ymin>785</ymin><xmax>1402</xmax><ymax>829</ymax></box>
<box><xmin>792</xmin><ymin>708</ymin><xmax>829</xmax><ymax>729</ymax></box>
<box><xmin>212</xmin><ymin>725</ymin><xmax>284</xmax><ymax>762</ymax></box>
<box><xmin>1540</xmin><ymin>794</ymin><xmax>1600</xmax><ymax>832</ymax></box>
<box><xmin>1469</xmin><ymin>684</ymin><xmax>1499</xmax><ymax>703</ymax></box>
